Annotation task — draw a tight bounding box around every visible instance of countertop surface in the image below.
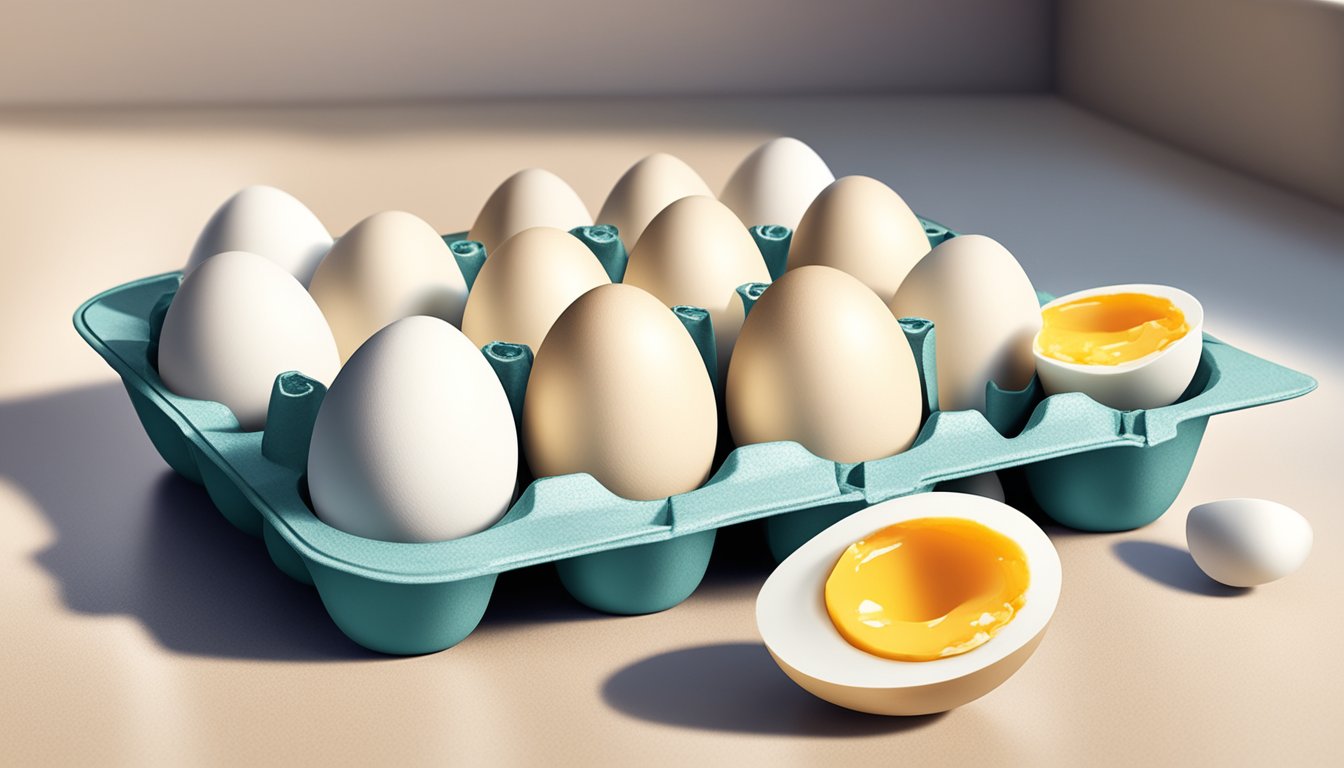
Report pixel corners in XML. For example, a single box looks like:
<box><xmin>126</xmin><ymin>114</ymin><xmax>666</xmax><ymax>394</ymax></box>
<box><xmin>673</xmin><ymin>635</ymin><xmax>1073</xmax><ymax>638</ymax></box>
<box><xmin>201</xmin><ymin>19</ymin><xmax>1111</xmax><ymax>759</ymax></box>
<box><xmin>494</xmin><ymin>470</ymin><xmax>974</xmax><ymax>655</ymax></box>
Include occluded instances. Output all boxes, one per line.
<box><xmin>2</xmin><ymin>96</ymin><xmax>1341</xmax><ymax>766</ymax></box>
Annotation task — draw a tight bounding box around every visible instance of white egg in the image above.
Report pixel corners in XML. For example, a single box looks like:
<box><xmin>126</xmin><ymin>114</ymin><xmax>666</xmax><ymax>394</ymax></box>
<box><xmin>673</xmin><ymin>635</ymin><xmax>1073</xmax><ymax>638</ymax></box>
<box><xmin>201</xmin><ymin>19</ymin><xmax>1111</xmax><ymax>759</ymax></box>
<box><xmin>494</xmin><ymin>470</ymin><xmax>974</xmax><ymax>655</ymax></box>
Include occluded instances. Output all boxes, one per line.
<box><xmin>889</xmin><ymin>235</ymin><xmax>1041</xmax><ymax>413</ymax></box>
<box><xmin>1186</xmin><ymin>499</ymin><xmax>1312</xmax><ymax>587</ymax></box>
<box><xmin>1034</xmin><ymin>284</ymin><xmax>1204</xmax><ymax>411</ymax></box>
<box><xmin>786</xmin><ymin>176</ymin><xmax>929</xmax><ymax>302</ymax></box>
<box><xmin>158</xmin><ymin>250</ymin><xmax>340</xmax><ymax>431</ymax></box>
<box><xmin>461</xmin><ymin>226</ymin><xmax>611</xmax><ymax>352</ymax></box>
<box><xmin>758</xmin><ymin>493</ymin><xmax>1061</xmax><ymax>715</ymax></box>
<box><xmin>623</xmin><ymin>196</ymin><xmax>771</xmax><ymax>381</ymax></box>
<box><xmin>468</xmin><ymin>168</ymin><xmax>593</xmax><ymax>254</ymax></box>
<box><xmin>597</xmin><ymin>153</ymin><xmax>714</xmax><ymax>249</ymax></box>
<box><xmin>307</xmin><ymin>316</ymin><xmax>518</xmax><ymax>543</ymax></box>
<box><xmin>186</xmin><ymin>185</ymin><xmax>332</xmax><ymax>287</ymax></box>
<box><xmin>308</xmin><ymin>210</ymin><xmax>469</xmax><ymax>362</ymax></box>
<box><xmin>720</xmin><ymin>137</ymin><xmax>835</xmax><ymax>230</ymax></box>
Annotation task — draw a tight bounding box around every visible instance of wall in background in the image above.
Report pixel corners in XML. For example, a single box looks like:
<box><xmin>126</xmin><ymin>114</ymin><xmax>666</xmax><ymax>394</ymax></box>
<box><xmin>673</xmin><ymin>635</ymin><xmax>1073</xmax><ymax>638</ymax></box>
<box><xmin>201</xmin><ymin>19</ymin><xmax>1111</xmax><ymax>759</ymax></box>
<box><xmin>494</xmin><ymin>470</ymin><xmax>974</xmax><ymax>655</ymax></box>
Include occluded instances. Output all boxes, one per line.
<box><xmin>0</xmin><ymin>0</ymin><xmax>1053</xmax><ymax>105</ymax></box>
<box><xmin>1058</xmin><ymin>0</ymin><xmax>1344</xmax><ymax>209</ymax></box>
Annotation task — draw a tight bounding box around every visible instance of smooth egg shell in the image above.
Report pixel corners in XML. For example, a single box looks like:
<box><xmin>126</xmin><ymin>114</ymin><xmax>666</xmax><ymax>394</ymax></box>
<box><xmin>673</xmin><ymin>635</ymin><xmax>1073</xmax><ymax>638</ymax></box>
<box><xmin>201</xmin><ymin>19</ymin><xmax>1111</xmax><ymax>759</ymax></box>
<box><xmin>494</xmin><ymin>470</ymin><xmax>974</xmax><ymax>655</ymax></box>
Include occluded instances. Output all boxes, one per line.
<box><xmin>1034</xmin><ymin>284</ymin><xmax>1204</xmax><ymax>411</ymax></box>
<box><xmin>308</xmin><ymin>210</ymin><xmax>469</xmax><ymax>362</ymax></box>
<box><xmin>624</xmin><ymin>196</ymin><xmax>771</xmax><ymax>381</ymax></box>
<box><xmin>468</xmin><ymin>168</ymin><xmax>593</xmax><ymax>255</ymax></box>
<box><xmin>462</xmin><ymin>226</ymin><xmax>610</xmax><ymax>352</ymax></box>
<box><xmin>186</xmin><ymin>185</ymin><xmax>332</xmax><ymax>286</ymax></box>
<box><xmin>758</xmin><ymin>493</ymin><xmax>1061</xmax><ymax>715</ymax></box>
<box><xmin>889</xmin><ymin>234</ymin><xmax>1040</xmax><ymax>413</ymax></box>
<box><xmin>597</xmin><ymin>153</ymin><xmax>713</xmax><ymax>250</ymax></box>
<box><xmin>1186</xmin><ymin>498</ymin><xmax>1312</xmax><ymax>587</ymax></box>
<box><xmin>159</xmin><ymin>250</ymin><xmax>340</xmax><ymax>431</ymax></box>
<box><xmin>523</xmin><ymin>283</ymin><xmax>717</xmax><ymax>501</ymax></box>
<box><xmin>727</xmin><ymin>265</ymin><xmax>923</xmax><ymax>464</ymax></box>
<box><xmin>719</xmin><ymin>137</ymin><xmax>835</xmax><ymax>230</ymax></box>
<box><xmin>786</xmin><ymin>176</ymin><xmax>929</xmax><ymax>302</ymax></box>
<box><xmin>307</xmin><ymin>316</ymin><xmax>518</xmax><ymax>543</ymax></box>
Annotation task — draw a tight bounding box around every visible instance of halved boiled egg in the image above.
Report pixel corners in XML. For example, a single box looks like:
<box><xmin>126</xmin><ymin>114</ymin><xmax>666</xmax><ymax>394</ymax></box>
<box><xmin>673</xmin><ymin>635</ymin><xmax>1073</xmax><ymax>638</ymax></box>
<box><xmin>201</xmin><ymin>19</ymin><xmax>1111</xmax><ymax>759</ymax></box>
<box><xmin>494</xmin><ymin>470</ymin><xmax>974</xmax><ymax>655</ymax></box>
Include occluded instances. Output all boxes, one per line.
<box><xmin>757</xmin><ymin>493</ymin><xmax>1061</xmax><ymax>715</ymax></box>
<box><xmin>1034</xmin><ymin>283</ymin><xmax>1204</xmax><ymax>411</ymax></box>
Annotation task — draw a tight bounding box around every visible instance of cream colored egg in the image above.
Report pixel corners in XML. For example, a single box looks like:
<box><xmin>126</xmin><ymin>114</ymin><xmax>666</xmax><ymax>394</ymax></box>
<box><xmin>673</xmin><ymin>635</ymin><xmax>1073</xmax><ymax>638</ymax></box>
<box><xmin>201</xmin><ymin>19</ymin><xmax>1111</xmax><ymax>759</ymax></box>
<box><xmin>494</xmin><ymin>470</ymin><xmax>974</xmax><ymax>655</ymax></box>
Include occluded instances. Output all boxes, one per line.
<box><xmin>720</xmin><ymin>137</ymin><xmax>835</xmax><ymax>230</ymax></box>
<box><xmin>624</xmin><ymin>196</ymin><xmax>771</xmax><ymax>381</ymax></box>
<box><xmin>726</xmin><ymin>265</ymin><xmax>923</xmax><ymax>463</ymax></box>
<box><xmin>523</xmin><ymin>284</ymin><xmax>717</xmax><ymax>501</ymax></box>
<box><xmin>786</xmin><ymin>176</ymin><xmax>930</xmax><ymax>302</ymax></box>
<box><xmin>758</xmin><ymin>493</ymin><xmax>1062</xmax><ymax>715</ymax></box>
<box><xmin>159</xmin><ymin>250</ymin><xmax>340</xmax><ymax>431</ymax></box>
<box><xmin>597</xmin><ymin>153</ymin><xmax>714</xmax><ymax>249</ymax></box>
<box><xmin>467</xmin><ymin>168</ymin><xmax>592</xmax><ymax>255</ymax></box>
<box><xmin>308</xmin><ymin>210</ymin><xmax>469</xmax><ymax>362</ymax></box>
<box><xmin>307</xmin><ymin>316</ymin><xmax>518</xmax><ymax>543</ymax></box>
<box><xmin>186</xmin><ymin>185</ymin><xmax>332</xmax><ymax>286</ymax></box>
<box><xmin>889</xmin><ymin>235</ymin><xmax>1040</xmax><ymax>413</ymax></box>
<box><xmin>461</xmin><ymin>226</ymin><xmax>611</xmax><ymax>351</ymax></box>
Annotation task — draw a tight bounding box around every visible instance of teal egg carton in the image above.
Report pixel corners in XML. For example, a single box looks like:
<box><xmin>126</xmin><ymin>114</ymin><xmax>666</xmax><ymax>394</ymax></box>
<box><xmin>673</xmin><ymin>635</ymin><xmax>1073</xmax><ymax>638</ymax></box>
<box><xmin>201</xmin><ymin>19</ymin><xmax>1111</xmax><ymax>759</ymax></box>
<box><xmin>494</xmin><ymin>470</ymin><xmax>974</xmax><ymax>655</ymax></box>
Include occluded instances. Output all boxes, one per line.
<box><xmin>73</xmin><ymin>219</ymin><xmax>1316</xmax><ymax>655</ymax></box>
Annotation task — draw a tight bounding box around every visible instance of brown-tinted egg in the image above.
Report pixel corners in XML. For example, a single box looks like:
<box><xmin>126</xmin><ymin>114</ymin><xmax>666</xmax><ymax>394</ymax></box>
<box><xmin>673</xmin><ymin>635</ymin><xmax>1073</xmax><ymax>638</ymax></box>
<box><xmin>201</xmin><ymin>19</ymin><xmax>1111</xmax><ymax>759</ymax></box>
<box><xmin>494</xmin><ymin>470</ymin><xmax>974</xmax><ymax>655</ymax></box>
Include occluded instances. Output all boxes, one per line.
<box><xmin>786</xmin><ymin>176</ymin><xmax>930</xmax><ymax>303</ymax></box>
<box><xmin>596</xmin><ymin>153</ymin><xmax>713</xmax><ymax>250</ymax></box>
<box><xmin>461</xmin><ymin>227</ymin><xmax>610</xmax><ymax>352</ymax></box>
<box><xmin>726</xmin><ymin>265</ymin><xmax>922</xmax><ymax>463</ymax></box>
<box><xmin>467</xmin><ymin>168</ymin><xmax>593</xmax><ymax>255</ymax></box>
<box><xmin>523</xmin><ymin>284</ymin><xmax>717</xmax><ymax>501</ymax></box>
<box><xmin>623</xmin><ymin>196</ymin><xmax>770</xmax><ymax>382</ymax></box>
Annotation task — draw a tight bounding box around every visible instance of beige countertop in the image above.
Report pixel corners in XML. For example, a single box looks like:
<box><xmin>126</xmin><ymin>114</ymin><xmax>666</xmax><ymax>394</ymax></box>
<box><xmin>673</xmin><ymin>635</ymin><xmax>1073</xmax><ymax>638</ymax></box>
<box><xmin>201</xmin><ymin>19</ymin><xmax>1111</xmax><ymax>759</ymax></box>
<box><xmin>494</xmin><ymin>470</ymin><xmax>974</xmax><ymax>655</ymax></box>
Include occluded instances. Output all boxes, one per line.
<box><xmin>2</xmin><ymin>96</ymin><xmax>1340</xmax><ymax>766</ymax></box>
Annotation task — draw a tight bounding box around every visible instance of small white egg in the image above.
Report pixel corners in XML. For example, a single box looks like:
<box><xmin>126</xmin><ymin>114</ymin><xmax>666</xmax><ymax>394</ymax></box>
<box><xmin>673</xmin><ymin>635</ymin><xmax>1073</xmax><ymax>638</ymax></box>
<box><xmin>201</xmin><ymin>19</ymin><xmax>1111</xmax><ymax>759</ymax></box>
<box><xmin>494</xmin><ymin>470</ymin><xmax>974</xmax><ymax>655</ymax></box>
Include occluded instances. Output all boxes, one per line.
<box><xmin>186</xmin><ymin>185</ymin><xmax>332</xmax><ymax>287</ymax></box>
<box><xmin>1186</xmin><ymin>499</ymin><xmax>1312</xmax><ymax>587</ymax></box>
<box><xmin>597</xmin><ymin>153</ymin><xmax>714</xmax><ymax>249</ymax></box>
<box><xmin>159</xmin><ymin>250</ymin><xmax>340</xmax><ymax>430</ymax></box>
<box><xmin>758</xmin><ymin>493</ymin><xmax>1061</xmax><ymax>715</ymax></box>
<box><xmin>468</xmin><ymin>168</ymin><xmax>593</xmax><ymax>254</ymax></box>
<box><xmin>308</xmin><ymin>210</ymin><xmax>469</xmax><ymax>362</ymax></box>
<box><xmin>1034</xmin><ymin>284</ymin><xmax>1204</xmax><ymax>411</ymax></box>
<box><xmin>786</xmin><ymin>176</ymin><xmax>929</xmax><ymax>303</ymax></box>
<box><xmin>719</xmin><ymin>137</ymin><xmax>835</xmax><ymax>230</ymax></box>
<box><xmin>307</xmin><ymin>316</ymin><xmax>518</xmax><ymax>543</ymax></box>
<box><xmin>889</xmin><ymin>234</ymin><xmax>1040</xmax><ymax>413</ymax></box>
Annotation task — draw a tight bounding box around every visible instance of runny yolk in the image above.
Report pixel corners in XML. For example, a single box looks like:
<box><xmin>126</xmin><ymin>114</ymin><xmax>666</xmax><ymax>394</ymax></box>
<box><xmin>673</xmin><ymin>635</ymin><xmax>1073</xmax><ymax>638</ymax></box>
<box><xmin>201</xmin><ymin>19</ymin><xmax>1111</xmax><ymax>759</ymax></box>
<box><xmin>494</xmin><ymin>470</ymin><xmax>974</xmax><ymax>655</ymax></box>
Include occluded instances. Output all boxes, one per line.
<box><xmin>1037</xmin><ymin>292</ymin><xmax>1189</xmax><ymax>366</ymax></box>
<box><xmin>824</xmin><ymin>518</ymin><xmax>1029</xmax><ymax>662</ymax></box>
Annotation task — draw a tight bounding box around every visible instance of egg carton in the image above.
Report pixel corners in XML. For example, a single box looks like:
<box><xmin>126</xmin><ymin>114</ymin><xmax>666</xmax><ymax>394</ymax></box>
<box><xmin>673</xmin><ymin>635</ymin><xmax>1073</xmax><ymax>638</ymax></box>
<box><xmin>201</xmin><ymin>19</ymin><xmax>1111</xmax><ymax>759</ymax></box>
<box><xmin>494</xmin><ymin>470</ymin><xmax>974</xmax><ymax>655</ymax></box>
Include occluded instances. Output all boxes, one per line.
<box><xmin>73</xmin><ymin>220</ymin><xmax>1316</xmax><ymax>655</ymax></box>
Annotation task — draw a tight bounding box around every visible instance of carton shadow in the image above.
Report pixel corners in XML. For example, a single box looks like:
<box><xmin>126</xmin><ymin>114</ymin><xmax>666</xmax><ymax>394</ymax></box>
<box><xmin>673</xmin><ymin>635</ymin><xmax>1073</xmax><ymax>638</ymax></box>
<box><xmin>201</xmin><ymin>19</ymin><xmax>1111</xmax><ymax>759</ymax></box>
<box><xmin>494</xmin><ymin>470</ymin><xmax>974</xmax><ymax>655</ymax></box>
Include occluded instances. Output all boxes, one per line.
<box><xmin>1</xmin><ymin>382</ymin><xmax>376</xmax><ymax>661</ymax></box>
<box><xmin>602</xmin><ymin>642</ymin><xmax>942</xmax><ymax>736</ymax></box>
<box><xmin>1112</xmin><ymin>540</ymin><xmax>1250</xmax><ymax>597</ymax></box>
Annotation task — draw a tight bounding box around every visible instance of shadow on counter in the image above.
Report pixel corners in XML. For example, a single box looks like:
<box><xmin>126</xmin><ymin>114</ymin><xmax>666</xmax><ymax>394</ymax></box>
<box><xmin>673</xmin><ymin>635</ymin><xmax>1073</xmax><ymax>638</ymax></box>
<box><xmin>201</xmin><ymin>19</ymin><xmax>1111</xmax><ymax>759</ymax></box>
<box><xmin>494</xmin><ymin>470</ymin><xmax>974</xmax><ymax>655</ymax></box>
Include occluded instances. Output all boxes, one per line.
<box><xmin>602</xmin><ymin>642</ymin><xmax>943</xmax><ymax>737</ymax></box>
<box><xmin>1112</xmin><ymin>540</ymin><xmax>1249</xmax><ymax>598</ymax></box>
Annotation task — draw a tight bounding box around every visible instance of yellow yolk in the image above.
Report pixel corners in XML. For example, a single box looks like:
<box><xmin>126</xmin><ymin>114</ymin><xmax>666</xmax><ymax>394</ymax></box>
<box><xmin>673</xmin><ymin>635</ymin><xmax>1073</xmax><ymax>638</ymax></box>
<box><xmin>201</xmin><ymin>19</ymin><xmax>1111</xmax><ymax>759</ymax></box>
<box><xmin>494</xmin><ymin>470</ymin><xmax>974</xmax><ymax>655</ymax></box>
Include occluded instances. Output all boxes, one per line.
<box><xmin>824</xmin><ymin>517</ymin><xmax>1028</xmax><ymax>662</ymax></box>
<box><xmin>1038</xmin><ymin>292</ymin><xmax>1189</xmax><ymax>366</ymax></box>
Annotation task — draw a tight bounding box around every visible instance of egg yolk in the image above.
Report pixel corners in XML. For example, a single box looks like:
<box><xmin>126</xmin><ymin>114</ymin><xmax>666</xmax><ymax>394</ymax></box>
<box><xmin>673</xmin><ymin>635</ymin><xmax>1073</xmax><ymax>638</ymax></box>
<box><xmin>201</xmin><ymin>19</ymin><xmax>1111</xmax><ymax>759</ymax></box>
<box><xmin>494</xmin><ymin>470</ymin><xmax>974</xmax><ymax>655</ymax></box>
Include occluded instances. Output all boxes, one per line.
<box><xmin>1038</xmin><ymin>292</ymin><xmax>1189</xmax><ymax>365</ymax></box>
<box><xmin>824</xmin><ymin>518</ymin><xmax>1028</xmax><ymax>662</ymax></box>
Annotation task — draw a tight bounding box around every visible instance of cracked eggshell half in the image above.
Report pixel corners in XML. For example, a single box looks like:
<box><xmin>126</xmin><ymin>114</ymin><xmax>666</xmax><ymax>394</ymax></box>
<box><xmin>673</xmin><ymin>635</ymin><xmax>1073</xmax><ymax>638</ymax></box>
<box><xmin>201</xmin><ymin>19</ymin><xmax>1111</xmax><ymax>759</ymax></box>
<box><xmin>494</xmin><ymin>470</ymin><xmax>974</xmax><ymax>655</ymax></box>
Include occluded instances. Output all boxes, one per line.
<box><xmin>597</xmin><ymin>153</ymin><xmax>714</xmax><ymax>250</ymax></box>
<box><xmin>758</xmin><ymin>493</ymin><xmax>1061</xmax><ymax>716</ymax></box>
<box><xmin>726</xmin><ymin>265</ymin><xmax>922</xmax><ymax>464</ymax></box>
<box><xmin>307</xmin><ymin>316</ymin><xmax>518</xmax><ymax>543</ymax></box>
<box><xmin>186</xmin><ymin>185</ymin><xmax>332</xmax><ymax>286</ymax></box>
<box><xmin>522</xmin><ymin>283</ymin><xmax>717</xmax><ymax>501</ymax></box>
<box><xmin>889</xmin><ymin>234</ymin><xmax>1040</xmax><ymax>413</ymax></box>
<box><xmin>720</xmin><ymin>137</ymin><xmax>834</xmax><ymax>230</ymax></box>
<box><xmin>308</xmin><ymin>210</ymin><xmax>469</xmax><ymax>362</ymax></box>
<box><xmin>623</xmin><ymin>196</ymin><xmax>771</xmax><ymax>383</ymax></box>
<box><xmin>786</xmin><ymin>176</ymin><xmax>929</xmax><ymax>303</ymax></box>
<box><xmin>462</xmin><ymin>226</ymin><xmax>611</xmax><ymax>352</ymax></box>
<box><xmin>468</xmin><ymin>168</ymin><xmax>593</xmax><ymax>255</ymax></box>
<box><xmin>159</xmin><ymin>250</ymin><xmax>340</xmax><ymax>431</ymax></box>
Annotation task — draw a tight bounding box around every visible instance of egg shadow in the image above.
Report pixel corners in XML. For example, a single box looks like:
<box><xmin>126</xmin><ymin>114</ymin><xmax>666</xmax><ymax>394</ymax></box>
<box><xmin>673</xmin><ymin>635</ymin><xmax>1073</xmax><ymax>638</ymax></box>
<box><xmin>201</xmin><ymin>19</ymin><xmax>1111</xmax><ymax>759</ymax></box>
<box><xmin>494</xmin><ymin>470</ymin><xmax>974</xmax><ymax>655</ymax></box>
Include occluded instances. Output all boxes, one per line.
<box><xmin>2</xmin><ymin>382</ymin><xmax>378</xmax><ymax>661</ymax></box>
<box><xmin>602</xmin><ymin>642</ymin><xmax>944</xmax><ymax>737</ymax></box>
<box><xmin>1112</xmin><ymin>540</ymin><xmax>1250</xmax><ymax>597</ymax></box>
